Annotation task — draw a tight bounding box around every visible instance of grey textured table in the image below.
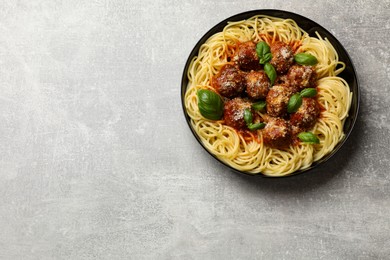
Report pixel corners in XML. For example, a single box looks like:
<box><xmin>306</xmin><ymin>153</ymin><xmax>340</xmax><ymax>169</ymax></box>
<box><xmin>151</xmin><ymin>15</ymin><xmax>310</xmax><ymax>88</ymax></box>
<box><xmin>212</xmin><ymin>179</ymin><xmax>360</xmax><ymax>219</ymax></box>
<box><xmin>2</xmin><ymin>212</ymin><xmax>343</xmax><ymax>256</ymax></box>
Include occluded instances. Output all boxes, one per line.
<box><xmin>1</xmin><ymin>1</ymin><xmax>389</xmax><ymax>259</ymax></box>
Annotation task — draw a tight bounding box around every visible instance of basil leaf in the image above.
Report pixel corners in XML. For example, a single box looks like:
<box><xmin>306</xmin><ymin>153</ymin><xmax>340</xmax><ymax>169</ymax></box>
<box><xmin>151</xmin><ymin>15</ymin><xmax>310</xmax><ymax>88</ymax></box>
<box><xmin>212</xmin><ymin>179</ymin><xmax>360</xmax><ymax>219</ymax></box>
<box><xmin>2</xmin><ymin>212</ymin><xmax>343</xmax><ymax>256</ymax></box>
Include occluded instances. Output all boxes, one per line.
<box><xmin>297</xmin><ymin>132</ymin><xmax>320</xmax><ymax>144</ymax></box>
<box><xmin>197</xmin><ymin>89</ymin><xmax>224</xmax><ymax>120</ymax></box>
<box><xmin>256</xmin><ymin>42</ymin><xmax>264</xmax><ymax>59</ymax></box>
<box><xmin>252</xmin><ymin>101</ymin><xmax>266</xmax><ymax>111</ymax></box>
<box><xmin>256</xmin><ymin>42</ymin><xmax>270</xmax><ymax>58</ymax></box>
<box><xmin>256</xmin><ymin>42</ymin><xmax>272</xmax><ymax>65</ymax></box>
<box><xmin>244</xmin><ymin>108</ymin><xmax>266</xmax><ymax>131</ymax></box>
<box><xmin>294</xmin><ymin>53</ymin><xmax>318</xmax><ymax>65</ymax></box>
<box><xmin>264</xmin><ymin>63</ymin><xmax>277</xmax><ymax>86</ymax></box>
<box><xmin>248</xmin><ymin>122</ymin><xmax>266</xmax><ymax>131</ymax></box>
<box><xmin>287</xmin><ymin>93</ymin><xmax>302</xmax><ymax>113</ymax></box>
<box><xmin>259</xmin><ymin>53</ymin><xmax>273</xmax><ymax>64</ymax></box>
<box><xmin>300</xmin><ymin>88</ymin><xmax>317</xmax><ymax>98</ymax></box>
<box><xmin>244</xmin><ymin>109</ymin><xmax>253</xmax><ymax>125</ymax></box>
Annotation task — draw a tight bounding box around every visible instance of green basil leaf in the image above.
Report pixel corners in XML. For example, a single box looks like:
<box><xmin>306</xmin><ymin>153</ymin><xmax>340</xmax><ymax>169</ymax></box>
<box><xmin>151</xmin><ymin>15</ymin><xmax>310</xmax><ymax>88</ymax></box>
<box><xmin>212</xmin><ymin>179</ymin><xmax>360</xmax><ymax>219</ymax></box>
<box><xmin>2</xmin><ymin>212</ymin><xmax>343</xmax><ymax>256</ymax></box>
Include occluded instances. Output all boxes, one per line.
<box><xmin>297</xmin><ymin>132</ymin><xmax>320</xmax><ymax>144</ymax></box>
<box><xmin>256</xmin><ymin>42</ymin><xmax>270</xmax><ymax>59</ymax></box>
<box><xmin>244</xmin><ymin>109</ymin><xmax>253</xmax><ymax>125</ymax></box>
<box><xmin>256</xmin><ymin>42</ymin><xmax>264</xmax><ymax>59</ymax></box>
<box><xmin>287</xmin><ymin>93</ymin><xmax>302</xmax><ymax>113</ymax></box>
<box><xmin>259</xmin><ymin>53</ymin><xmax>273</xmax><ymax>64</ymax></box>
<box><xmin>248</xmin><ymin>122</ymin><xmax>266</xmax><ymax>131</ymax></box>
<box><xmin>252</xmin><ymin>101</ymin><xmax>266</xmax><ymax>111</ymax></box>
<box><xmin>197</xmin><ymin>89</ymin><xmax>224</xmax><ymax>120</ymax></box>
<box><xmin>300</xmin><ymin>88</ymin><xmax>317</xmax><ymax>98</ymax></box>
<box><xmin>294</xmin><ymin>53</ymin><xmax>318</xmax><ymax>65</ymax></box>
<box><xmin>264</xmin><ymin>63</ymin><xmax>277</xmax><ymax>86</ymax></box>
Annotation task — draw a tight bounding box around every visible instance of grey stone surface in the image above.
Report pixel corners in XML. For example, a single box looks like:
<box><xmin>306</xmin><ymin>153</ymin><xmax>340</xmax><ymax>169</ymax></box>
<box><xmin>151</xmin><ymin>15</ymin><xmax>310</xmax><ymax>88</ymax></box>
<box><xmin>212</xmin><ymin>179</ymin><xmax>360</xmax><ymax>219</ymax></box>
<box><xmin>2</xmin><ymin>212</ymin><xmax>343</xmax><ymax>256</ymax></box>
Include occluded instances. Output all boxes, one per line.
<box><xmin>0</xmin><ymin>0</ymin><xmax>389</xmax><ymax>259</ymax></box>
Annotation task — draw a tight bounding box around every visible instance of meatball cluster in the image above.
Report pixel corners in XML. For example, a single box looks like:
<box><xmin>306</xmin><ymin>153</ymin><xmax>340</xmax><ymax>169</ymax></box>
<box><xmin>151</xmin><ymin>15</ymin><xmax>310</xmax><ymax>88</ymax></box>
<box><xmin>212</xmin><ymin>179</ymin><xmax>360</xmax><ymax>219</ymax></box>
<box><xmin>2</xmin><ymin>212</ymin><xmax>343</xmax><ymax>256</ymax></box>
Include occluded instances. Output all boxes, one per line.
<box><xmin>211</xmin><ymin>40</ymin><xmax>320</xmax><ymax>149</ymax></box>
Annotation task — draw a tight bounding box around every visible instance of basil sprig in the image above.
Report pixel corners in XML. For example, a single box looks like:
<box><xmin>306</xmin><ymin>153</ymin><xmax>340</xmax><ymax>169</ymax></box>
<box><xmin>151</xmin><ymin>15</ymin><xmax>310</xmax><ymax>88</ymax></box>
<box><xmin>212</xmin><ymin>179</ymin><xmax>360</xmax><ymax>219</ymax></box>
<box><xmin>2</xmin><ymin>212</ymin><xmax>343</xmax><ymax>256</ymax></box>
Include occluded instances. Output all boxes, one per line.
<box><xmin>256</xmin><ymin>42</ymin><xmax>272</xmax><ymax>64</ymax></box>
<box><xmin>287</xmin><ymin>88</ymin><xmax>318</xmax><ymax>113</ymax></box>
<box><xmin>197</xmin><ymin>89</ymin><xmax>224</xmax><ymax>120</ymax></box>
<box><xmin>297</xmin><ymin>132</ymin><xmax>320</xmax><ymax>144</ymax></box>
<box><xmin>244</xmin><ymin>109</ymin><xmax>253</xmax><ymax>125</ymax></box>
<box><xmin>264</xmin><ymin>63</ymin><xmax>277</xmax><ymax>86</ymax></box>
<box><xmin>252</xmin><ymin>101</ymin><xmax>266</xmax><ymax>112</ymax></box>
<box><xmin>294</xmin><ymin>53</ymin><xmax>318</xmax><ymax>65</ymax></box>
<box><xmin>248</xmin><ymin>122</ymin><xmax>266</xmax><ymax>131</ymax></box>
<box><xmin>256</xmin><ymin>42</ymin><xmax>276</xmax><ymax>86</ymax></box>
<box><xmin>244</xmin><ymin>109</ymin><xmax>266</xmax><ymax>131</ymax></box>
<box><xmin>300</xmin><ymin>88</ymin><xmax>317</xmax><ymax>98</ymax></box>
<box><xmin>261</xmin><ymin>53</ymin><xmax>273</xmax><ymax>65</ymax></box>
<box><xmin>287</xmin><ymin>93</ymin><xmax>302</xmax><ymax>113</ymax></box>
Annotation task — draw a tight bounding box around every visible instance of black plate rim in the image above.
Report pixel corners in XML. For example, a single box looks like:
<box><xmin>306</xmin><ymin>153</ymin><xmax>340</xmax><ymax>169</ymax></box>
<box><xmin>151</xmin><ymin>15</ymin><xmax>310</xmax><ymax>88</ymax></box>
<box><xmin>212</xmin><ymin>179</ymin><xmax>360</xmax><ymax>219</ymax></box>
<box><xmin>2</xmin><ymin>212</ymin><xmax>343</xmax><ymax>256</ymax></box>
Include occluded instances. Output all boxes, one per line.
<box><xmin>181</xmin><ymin>9</ymin><xmax>360</xmax><ymax>178</ymax></box>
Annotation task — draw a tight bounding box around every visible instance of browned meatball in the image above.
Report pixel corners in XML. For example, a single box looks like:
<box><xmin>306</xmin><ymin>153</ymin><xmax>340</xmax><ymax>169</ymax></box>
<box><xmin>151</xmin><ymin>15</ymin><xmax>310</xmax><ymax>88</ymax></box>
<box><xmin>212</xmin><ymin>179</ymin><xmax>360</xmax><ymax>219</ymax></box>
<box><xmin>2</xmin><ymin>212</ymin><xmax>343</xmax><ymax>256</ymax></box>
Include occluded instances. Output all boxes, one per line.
<box><xmin>212</xmin><ymin>64</ymin><xmax>246</xmax><ymax>98</ymax></box>
<box><xmin>269</xmin><ymin>41</ymin><xmax>294</xmax><ymax>74</ymax></box>
<box><xmin>246</xmin><ymin>70</ymin><xmax>270</xmax><ymax>100</ymax></box>
<box><xmin>274</xmin><ymin>74</ymin><xmax>288</xmax><ymax>86</ymax></box>
<box><xmin>233</xmin><ymin>41</ymin><xmax>260</xmax><ymax>71</ymax></box>
<box><xmin>286</xmin><ymin>65</ymin><xmax>317</xmax><ymax>90</ymax></box>
<box><xmin>290</xmin><ymin>97</ymin><xmax>320</xmax><ymax>133</ymax></box>
<box><xmin>223</xmin><ymin>97</ymin><xmax>252</xmax><ymax>130</ymax></box>
<box><xmin>262</xmin><ymin>117</ymin><xmax>292</xmax><ymax>149</ymax></box>
<box><xmin>266</xmin><ymin>85</ymin><xmax>295</xmax><ymax>117</ymax></box>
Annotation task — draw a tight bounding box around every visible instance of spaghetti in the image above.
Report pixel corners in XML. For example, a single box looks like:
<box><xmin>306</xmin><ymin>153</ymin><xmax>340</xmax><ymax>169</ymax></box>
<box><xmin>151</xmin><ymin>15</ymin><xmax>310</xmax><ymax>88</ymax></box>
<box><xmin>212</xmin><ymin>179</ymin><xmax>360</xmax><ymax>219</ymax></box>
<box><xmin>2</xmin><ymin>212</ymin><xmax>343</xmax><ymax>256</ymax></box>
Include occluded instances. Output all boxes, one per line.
<box><xmin>184</xmin><ymin>15</ymin><xmax>352</xmax><ymax>176</ymax></box>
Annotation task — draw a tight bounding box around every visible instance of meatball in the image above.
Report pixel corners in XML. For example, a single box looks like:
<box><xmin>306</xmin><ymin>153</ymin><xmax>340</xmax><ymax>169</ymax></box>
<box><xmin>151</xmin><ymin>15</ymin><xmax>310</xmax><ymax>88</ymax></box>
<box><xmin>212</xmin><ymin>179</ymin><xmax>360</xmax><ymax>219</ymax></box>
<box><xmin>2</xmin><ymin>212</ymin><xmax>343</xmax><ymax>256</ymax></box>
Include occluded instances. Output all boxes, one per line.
<box><xmin>286</xmin><ymin>65</ymin><xmax>317</xmax><ymax>90</ymax></box>
<box><xmin>233</xmin><ymin>41</ymin><xmax>260</xmax><ymax>71</ymax></box>
<box><xmin>290</xmin><ymin>97</ymin><xmax>320</xmax><ymax>133</ymax></box>
<box><xmin>274</xmin><ymin>74</ymin><xmax>288</xmax><ymax>86</ymax></box>
<box><xmin>266</xmin><ymin>85</ymin><xmax>295</xmax><ymax>117</ymax></box>
<box><xmin>269</xmin><ymin>41</ymin><xmax>294</xmax><ymax>74</ymax></box>
<box><xmin>212</xmin><ymin>64</ymin><xmax>246</xmax><ymax>98</ymax></box>
<box><xmin>223</xmin><ymin>97</ymin><xmax>252</xmax><ymax>130</ymax></box>
<box><xmin>262</xmin><ymin>117</ymin><xmax>292</xmax><ymax>149</ymax></box>
<box><xmin>246</xmin><ymin>70</ymin><xmax>270</xmax><ymax>100</ymax></box>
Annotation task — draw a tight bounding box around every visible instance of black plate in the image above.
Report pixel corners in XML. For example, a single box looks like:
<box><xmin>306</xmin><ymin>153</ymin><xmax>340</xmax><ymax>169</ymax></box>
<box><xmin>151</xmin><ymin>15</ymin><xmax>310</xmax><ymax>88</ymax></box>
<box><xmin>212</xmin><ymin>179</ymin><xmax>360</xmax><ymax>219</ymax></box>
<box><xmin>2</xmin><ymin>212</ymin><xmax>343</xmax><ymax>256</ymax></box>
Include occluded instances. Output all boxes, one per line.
<box><xmin>181</xmin><ymin>10</ymin><xmax>360</xmax><ymax>177</ymax></box>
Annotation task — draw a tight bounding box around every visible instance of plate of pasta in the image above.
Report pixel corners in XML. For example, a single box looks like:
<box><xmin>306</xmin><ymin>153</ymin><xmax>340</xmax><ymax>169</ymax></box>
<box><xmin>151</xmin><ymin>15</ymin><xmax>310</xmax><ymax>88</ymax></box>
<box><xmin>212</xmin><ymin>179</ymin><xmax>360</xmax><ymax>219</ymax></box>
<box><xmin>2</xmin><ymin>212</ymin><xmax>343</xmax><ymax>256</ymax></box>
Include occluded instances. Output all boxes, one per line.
<box><xmin>181</xmin><ymin>10</ymin><xmax>359</xmax><ymax>177</ymax></box>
